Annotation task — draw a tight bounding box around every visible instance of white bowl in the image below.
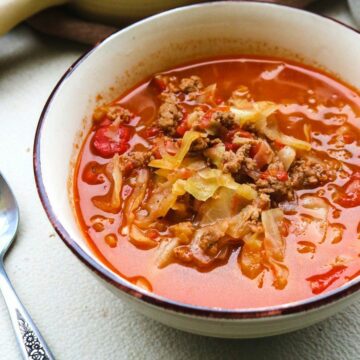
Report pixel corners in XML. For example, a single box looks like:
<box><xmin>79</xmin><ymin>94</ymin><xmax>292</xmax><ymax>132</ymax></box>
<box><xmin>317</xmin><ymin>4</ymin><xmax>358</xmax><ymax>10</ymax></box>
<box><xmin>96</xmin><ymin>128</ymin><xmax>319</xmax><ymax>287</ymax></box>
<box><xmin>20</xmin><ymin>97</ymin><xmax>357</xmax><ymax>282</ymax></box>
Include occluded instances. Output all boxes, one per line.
<box><xmin>34</xmin><ymin>1</ymin><xmax>360</xmax><ymax>338</ymax></box>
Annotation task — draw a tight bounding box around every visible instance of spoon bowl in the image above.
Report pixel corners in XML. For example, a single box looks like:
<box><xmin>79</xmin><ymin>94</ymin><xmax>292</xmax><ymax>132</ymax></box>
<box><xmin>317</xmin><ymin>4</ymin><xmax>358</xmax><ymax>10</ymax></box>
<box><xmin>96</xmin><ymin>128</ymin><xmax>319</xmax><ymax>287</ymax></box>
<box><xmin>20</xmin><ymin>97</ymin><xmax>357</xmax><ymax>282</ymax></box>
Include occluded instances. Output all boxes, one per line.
<box><xmin>0</xmin><ymin>173</ymin><xmax>54</xmax><ymax>359</ymax></box>
<box><xmin>0</xmin><ymin>174</ymin><xmax>19</xmax><ymax>259</ymax></box>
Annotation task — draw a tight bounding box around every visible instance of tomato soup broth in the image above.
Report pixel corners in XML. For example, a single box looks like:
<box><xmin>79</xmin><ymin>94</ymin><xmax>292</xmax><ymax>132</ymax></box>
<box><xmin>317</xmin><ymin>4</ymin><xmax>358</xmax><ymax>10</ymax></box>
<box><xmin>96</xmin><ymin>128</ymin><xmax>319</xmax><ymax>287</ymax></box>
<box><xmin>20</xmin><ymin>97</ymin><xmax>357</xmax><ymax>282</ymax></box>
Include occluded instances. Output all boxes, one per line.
<box><xmin>74</xmin><ymin>57</ymin><xmax>360</xmax><ymax>308</ymax></box>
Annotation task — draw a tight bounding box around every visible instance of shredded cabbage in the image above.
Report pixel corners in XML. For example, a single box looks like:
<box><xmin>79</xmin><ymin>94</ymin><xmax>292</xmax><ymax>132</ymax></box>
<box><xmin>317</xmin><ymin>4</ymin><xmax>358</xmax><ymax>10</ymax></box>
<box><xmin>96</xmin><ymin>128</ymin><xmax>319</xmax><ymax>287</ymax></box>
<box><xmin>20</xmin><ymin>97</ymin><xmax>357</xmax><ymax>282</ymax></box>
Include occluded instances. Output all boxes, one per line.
<box><xmin>92</xmin><ymin>154</ymin><xmax>122</xmax><ymax>213</ymax></box>
<box><xmin>226</xmin><ymin>205</ymin><xmax>257</xmax><ymax>238</ymax></box>
<box><xmin>229</xmin><ymin>99</ymin><xmax>310</xmax><ymax>151</ymax></box>
<box><xmin>124</xmin><ymin>169</ymin><xmax>149</xmax><ymax>226</ymax></box>
<box><xmin>230</xmin><ymin>101</ymin><xmax>278</xmax><ymax>128</ymax></box>
<box><xmin>301</xmin><ymin>195</ymin><xmax>329</xmax><ymax>243</ymax></box>
<box><xmin>196</xmin><ymin>83</ymin><xmax>217</xmax><ymax>105</ymax></box>
<box><xmin>278</xmin><ymin>145</ymin><xmax>296</xmax><ymax>171</ymax></box>
<box><xmin>149</xmin><ymin>131</ymin><xmax>202</xmax><ymax>170</ymax></box>
<box><xmin>199</xmin><ymin>187</ymin><xmax>239</xmax><ymax>225</ymax></box>
<box><xmin>238</xmin><ymin>233</ymin><xmax>264</xmax><ymax>279</ymax></box>
<box><xmin>262</xmin><ymin>208</ymin><xmax>288</xmax><ymax>289</ymax></box>
<box><xmin>172</xmin><ymin>168</ymin><xmax>257</xmax><ymax>202</ymax></box>
<box><xmin>262</xmin><ymin>208</ymin><xmax>285</xmax><ymax>262</ymax></box>
<box><xmin>264</xmin><ymin>126</ymin><xmax>311</xmax><ymax>151</ymax></box>
<box><xmin>204</xmin><ymin>143</ymin><xmax>225</xmax><ymax>169</ymax></box>
<box><xmin>156</xmin><ymin>238</ymin><xmax>179</xmax><ymax>268</ymax></box>
<box><xmin>129</xmin><ymin>224</ymin><xmax>157</xmax><ymax>249</ymax></box>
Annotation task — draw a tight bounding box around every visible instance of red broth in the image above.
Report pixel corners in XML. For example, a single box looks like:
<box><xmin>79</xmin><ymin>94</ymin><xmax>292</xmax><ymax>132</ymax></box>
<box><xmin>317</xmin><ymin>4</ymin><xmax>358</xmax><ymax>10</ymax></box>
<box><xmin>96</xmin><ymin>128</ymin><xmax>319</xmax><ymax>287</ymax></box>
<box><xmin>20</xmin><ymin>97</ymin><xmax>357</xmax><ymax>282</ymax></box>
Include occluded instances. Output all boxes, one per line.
<box><xmin>74</xmin><ymin>56</ymin><xmax>360</xmax><ymax>308</ymax></box>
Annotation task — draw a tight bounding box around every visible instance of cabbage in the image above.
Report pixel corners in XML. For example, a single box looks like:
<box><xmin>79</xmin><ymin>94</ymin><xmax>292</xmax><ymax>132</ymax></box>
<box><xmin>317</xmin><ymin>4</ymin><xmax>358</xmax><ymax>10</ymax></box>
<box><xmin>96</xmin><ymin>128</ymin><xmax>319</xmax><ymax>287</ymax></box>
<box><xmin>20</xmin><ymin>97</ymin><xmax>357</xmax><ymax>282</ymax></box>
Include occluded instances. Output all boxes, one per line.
<box><xmin>278</xmin><ymin>146</ymin><xmax>296</xmax><ymax>171</ymax></box>
<box><xmin>204</xmin><ymin>143</ymin><xmax>226</xmax><ymax>169</ymax></box>
<box><xmin>129</xmin><ymin>224</ymin><xmax>157</xmax><ymax>249</ymax></box>
<box><xmin>238</xmin><ymin>233</ymin><xmax>264</xmax><ymax>279</ymax></box>
<box><xmin>187</xmin><ymin>220</ymin><xmax>229</xmax><ymax>266</ymax></box>
<box><xmin>143</xmin><ymin>180</ymin><xmax>178</xmax><ymax>222</ymax></box>
<box><xmin>149</xmin><ymin>131</ymin><xmax>202</xmax><ymax>170</ymax></box>
<box><xmin>124</xmin><ymin>169</ymin><xmax>149</xmax><ymax>226</ymax></box>
<box><xmin>92</xmin><ymin>154</ymin><xmax>123</xmax><ymax>213</ymax></box>
<box><xmin>264</xmin><ymin>126</ymin><xmax>311</xmax><ymax>151</ymax></box>
<box><xmin>269</xmin><ymin>261</ymin><xmax>289</xmax><ymax>290</ymax></box>
<box><xmin>156</xmin><ymin>238</ymin><xmax>179</xmax><ymax>268</ymax></box>
<box><xmin>229</xmin><ymin>99</ymin><xmax>311</xmax><ymax>151</ymax></box>
<box><xmin>253</xmin><ymin>140</ymin><xmax>274</xmax><ymax>169</ymax></box>
<box><xmin>172</xmin><ymin>168</ymin><xmax>257</xmax><ymax>202</ymax></box>
<box><xmin>262</xmin><ymin>208</ymin><xmax>285</xmax><ymax>262</ymax></box>
<box><xmin>301</xmin><ymin>196</ymin><xmax>329</xmax><ymax>243</ymax></box>
<box><xmin>156</xmin><ymin>222</ymin><xmax>194</xmax><ymax>268</ymax></box>
<box><xmin>261</xmin><ymin>208</ymin><xmax>288</xmax><ymax>289</ymax></box>
<box><xmin>230</xmin><ymin>101</ymin><xmax>278</xmax><ymax>128</ymax></box>
<box><xmin>226</xmin><ymin>205</ymin><xmax>257</xmax><ymax>238</ymax></box>
<box><xmin>196</xmin><ymin>83</ymin><xmax>217</xmax><ymax>105</ymax></box>
<box><xmin>199</xmin><ymin>187</ymin><xmax>239</xmax><ymax>225</ymax></box>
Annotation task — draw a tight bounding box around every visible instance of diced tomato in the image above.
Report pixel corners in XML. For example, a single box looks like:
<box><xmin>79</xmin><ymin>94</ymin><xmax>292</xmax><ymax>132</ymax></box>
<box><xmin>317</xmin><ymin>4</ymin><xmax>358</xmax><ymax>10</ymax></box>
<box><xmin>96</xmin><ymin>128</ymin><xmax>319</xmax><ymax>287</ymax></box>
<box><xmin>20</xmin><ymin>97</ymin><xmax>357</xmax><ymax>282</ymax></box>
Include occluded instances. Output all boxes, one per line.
<box><xmin>144</xmin><ymin>127</ymin><xmax>160</xmax><ymax>138</ymax></box>
<box><xmin>152</xmin><ymin>146</ymin><xmax>162</xmax><ymax>159</ymax></box>
<box><xmin>336</xmin><ymin>172</ymin><xmax>360</xmax><ymax>208</ymax></box>
<box><xmin>215</xmin><ymin>97</ymin><xmax>223</xmax><ymax>105</ymax></box>
<box><xmin>147</xmin><ymin>229</ymin><xmax>159</xmax><ymax>239</ymax></box>
<box><xmin>306</xmin><ymin>265</ymin><xmax>347</xmax><ymax>295</ymax></box>
<box><xmin>175</xmin><ymin>108</ymin><xmax>189</xmax><ymax>136</ymax></box>
<box><xmin>276</xmin><ymin>170</ymin><xmax>288</xmax><ymax>182</ymax></box>
<box><xmin>176</xmin><ymin>117</ymin><xmax>189</xmax><ymax>136</ymax></box>
<box><xmin>98</xmin><ymin>118</ymin><xmax>112</xmax><ymax>127</ymax></box>
<box><xmin>274</xmin><ymin>139</ymin><xmax>285</xmax><ymax>149</ymax></box>
<box><xmin>251</xmin><ymin>141</ymin><xmax>274</xmax><ymax>169</ymax></box>
<box><xmin>225</xmin><ymin>142</ymin><xmax>238</xmax><ymax>151</ymax></box>
<box><xmin>224</xmin><ymin>128</ymin><xmax>252</xmax><ymax>151</ymax></box>
<box><xmin>260</xmin><ymin>171</ymin><xmax>270</xmax><ymax>180</ymax></box>
<box><xmin>92</xmin><ymin>125</ymin><xmax>131</xmax><ymax>158</ymax></box>
<box><xmin>152</xmin><ymin>77</ymin><xmax>167</xmax><ymax>91</ymax></box>
<box><xmin>260</xmin><ymin>170</ymin><xmax>288</xmax><ymax>182</ymax></box>
<box><xmin>82</xmin><ymin>162</ymin><xmax>105</xmax><ymax>185</ymax></box>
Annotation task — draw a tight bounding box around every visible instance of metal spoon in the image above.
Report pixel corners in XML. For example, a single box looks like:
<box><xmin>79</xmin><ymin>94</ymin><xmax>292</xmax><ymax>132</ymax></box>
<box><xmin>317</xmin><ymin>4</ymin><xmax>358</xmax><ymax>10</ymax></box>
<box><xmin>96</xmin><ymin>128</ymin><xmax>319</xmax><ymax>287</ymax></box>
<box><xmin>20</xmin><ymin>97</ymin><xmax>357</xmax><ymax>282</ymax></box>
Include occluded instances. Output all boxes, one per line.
<box><xmin>0</xmin><ymin>173</ymin><xmax>54</xmax><ymax>359</ymax></box>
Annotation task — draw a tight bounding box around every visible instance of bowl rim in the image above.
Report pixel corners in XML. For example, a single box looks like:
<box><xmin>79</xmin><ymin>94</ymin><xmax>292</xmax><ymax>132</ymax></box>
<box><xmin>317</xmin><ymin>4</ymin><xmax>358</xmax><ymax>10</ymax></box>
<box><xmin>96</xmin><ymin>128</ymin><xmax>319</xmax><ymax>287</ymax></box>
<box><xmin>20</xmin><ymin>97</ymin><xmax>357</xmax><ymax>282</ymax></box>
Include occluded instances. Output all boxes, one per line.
<box><xmin>33</xmin><ymin>1</ymin><xmax>360</xmax><ymax>319</ymax></box>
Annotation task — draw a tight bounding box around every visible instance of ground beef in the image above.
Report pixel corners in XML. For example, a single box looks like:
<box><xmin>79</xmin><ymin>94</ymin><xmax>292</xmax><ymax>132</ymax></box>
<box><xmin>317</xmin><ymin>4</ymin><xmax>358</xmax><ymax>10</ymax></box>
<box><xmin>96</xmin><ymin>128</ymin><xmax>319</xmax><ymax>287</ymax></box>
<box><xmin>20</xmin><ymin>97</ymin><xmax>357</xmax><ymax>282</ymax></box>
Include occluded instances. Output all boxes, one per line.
<box><xmin>290</xmin><ymin>158</ymin><xmax>336</xmax><ymax>188</ymax></box>
<box><xmin>120</xmin><ymin>151</ymin><xmax>153</xmax><ymax>171</ymax></box>
<box><xmin>173</xmin><ymin>246</ymin><xmax>193</xmax><ymax>263</ymax></box>
<box><xmin>253</xmin><ymin>193</ymin><xmax>271</xmax><ymax>211</ymax></box>
<box><xmin>222</xmin><ymin>144</ymin><xmax>254</xmax><ymax>174</ymax></box>
<box><xmin>157</xmin><ymin>99</ymin><xmax>183</xmax><ymax>135</ymax></box>
<box><xmin>198</xmin><ymin>226</ymin><xmax>226</xmax><ymax>256</ymax></box>
<box><xmin>255</xmin><ymin>160</ymin><xmax>294</xmax><ymax>201</ymax></box>
<box><xmin>179</xmin><ymin>76</ymin><xmax>203</xmax><ymax>94</ymax></box>
<box><xmin>255</xmin><ymin>176</ymin><xmax>294</xmax><ymax>201</ymax></box>
<box><xmin>190</xmin><ymin>137</ymin><xmax>210</xmax><ymax>152</ymax></box>
<box><xmin>211</xmin><ymin>111</ymin><xmax>235</xmax><ymax>129</ymax></box>
<box><xmin>93</xmin><ymin>105</ymin><xmax>133</xmax><ymax>124</ymax></box>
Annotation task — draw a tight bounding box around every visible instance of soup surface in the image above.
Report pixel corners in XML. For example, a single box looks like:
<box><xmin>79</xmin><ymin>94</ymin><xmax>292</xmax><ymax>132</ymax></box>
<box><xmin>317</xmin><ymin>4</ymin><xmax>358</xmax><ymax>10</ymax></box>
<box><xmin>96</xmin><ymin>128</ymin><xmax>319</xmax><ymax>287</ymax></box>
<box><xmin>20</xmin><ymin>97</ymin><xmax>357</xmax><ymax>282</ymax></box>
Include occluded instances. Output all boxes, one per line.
<box><xmin>74</xmin><ymin>56</ymin><xmax>360</xmax><ymax>309</ymax></box>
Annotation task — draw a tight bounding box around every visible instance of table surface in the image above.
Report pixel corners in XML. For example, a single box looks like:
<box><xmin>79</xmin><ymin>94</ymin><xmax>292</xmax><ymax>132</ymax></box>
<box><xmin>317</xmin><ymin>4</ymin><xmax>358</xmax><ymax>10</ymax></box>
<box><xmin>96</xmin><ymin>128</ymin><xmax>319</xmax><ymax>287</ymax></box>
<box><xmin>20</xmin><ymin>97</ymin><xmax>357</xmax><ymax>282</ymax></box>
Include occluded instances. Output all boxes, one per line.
<box><xmin>0</xmin><ymin>1</ymin><xmax>359</xmax><ymax>359</ymax></box>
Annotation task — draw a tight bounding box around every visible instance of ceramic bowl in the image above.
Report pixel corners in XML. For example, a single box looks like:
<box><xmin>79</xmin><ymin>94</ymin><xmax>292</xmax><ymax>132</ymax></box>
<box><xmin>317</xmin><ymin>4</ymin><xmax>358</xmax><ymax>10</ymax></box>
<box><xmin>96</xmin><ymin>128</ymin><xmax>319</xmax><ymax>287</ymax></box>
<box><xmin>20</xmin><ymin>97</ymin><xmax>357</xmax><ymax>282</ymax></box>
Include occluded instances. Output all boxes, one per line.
<box><xmin>34</xmin><ymin>1</ymin><xmax>360</xmax><ymax>338</ymax></box>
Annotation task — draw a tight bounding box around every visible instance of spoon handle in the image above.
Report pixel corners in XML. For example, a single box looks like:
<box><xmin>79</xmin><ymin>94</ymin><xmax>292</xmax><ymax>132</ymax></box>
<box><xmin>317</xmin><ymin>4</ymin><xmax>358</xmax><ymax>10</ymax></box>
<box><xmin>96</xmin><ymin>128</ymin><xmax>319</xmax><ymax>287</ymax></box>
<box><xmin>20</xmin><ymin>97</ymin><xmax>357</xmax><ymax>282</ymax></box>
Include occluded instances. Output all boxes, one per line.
<box><xmin>0</xmin><ymin>262</ymin><xmax>55</xmax><ymax>360</ymax></box>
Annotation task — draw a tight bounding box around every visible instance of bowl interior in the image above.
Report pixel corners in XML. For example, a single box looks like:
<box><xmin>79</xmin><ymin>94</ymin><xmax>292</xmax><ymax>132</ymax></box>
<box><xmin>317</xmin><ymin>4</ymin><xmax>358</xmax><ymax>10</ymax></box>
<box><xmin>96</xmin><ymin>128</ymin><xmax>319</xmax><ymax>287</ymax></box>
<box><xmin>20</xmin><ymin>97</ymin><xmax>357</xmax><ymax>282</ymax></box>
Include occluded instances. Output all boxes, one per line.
<box><xmin>36</xmin><ymin>2</ymin><xmax>360</xmax><ymax>310</ymax></box>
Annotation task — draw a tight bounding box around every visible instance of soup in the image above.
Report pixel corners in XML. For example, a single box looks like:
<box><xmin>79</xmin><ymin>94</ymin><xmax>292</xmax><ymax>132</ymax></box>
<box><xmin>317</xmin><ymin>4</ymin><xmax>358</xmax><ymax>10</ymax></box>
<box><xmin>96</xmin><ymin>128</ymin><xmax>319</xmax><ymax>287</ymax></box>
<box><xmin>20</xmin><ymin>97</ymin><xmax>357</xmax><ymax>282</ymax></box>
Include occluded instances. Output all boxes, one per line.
<box><xmin>74</xmin><ymin>56</ymin><xmax>360</xmax><ymax>309</ymax></box>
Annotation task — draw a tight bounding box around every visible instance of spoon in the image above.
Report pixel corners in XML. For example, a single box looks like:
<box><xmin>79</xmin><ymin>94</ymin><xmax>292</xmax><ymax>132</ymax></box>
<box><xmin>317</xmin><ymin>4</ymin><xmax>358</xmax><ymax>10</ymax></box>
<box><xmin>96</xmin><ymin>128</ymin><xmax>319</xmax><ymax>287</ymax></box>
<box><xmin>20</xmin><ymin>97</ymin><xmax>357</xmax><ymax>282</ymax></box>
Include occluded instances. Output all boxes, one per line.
<box><xmin>0</xmin><ymin>173</ymin><xmax>54</xmax><ymax>359</ymax></box>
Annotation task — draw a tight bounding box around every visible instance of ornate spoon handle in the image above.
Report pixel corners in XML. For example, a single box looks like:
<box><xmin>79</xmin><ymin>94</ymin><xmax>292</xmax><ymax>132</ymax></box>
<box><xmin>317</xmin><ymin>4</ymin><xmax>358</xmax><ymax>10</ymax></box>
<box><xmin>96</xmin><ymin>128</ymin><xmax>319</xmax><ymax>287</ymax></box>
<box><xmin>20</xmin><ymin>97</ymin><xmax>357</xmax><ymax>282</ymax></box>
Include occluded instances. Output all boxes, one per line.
<box><xmin>0</xmin><ymin>262</ymin><xmax>54</xmax><ymax>359</ymax></box>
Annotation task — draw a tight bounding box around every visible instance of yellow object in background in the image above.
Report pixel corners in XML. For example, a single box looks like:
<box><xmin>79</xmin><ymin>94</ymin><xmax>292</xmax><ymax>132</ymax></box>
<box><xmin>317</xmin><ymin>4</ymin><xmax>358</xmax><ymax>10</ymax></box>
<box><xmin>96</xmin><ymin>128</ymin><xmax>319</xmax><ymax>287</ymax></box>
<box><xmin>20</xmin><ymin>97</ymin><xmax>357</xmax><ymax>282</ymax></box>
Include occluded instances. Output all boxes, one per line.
<box><xmin>0</xmin><ymin>0</ymin><xmax>198</xmax><ymax>36</ymax></box>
